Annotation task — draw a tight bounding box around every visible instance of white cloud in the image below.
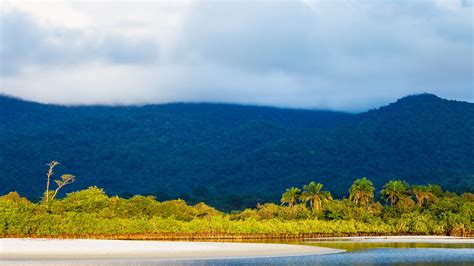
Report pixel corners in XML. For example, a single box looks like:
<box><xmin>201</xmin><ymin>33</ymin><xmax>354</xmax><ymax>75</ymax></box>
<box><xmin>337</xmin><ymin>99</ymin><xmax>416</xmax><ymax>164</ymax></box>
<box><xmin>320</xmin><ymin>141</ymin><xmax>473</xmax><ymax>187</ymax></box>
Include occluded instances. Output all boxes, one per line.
<box><xmin>0</xmin><ymin>0</ymin><xmax>472</xmax><ymax>111</ymax></box>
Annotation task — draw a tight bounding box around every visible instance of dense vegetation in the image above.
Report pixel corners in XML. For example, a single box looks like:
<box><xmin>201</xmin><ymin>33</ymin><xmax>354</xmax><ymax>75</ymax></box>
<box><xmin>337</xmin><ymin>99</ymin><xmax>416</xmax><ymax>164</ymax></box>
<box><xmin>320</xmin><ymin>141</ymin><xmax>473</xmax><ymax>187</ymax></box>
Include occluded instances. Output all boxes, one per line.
<box><xmin>1</xmin><ymin>93</ymin><xmax>473</xmax><ymax>210</ymax></box>
<box><xmin>1</xmin><ymin>175</ymin><xmax>472</xmax><ymax>238</ymax></box>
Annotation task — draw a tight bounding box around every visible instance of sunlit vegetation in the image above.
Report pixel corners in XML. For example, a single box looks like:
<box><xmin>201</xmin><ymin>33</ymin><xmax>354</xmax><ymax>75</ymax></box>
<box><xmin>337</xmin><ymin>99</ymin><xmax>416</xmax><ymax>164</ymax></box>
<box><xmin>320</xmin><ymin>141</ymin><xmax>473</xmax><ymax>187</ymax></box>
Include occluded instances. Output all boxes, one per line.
<box><xmin>0</xmin><ymin>166</ymin><xmax>471</xmax><ymax>239</ymax></box>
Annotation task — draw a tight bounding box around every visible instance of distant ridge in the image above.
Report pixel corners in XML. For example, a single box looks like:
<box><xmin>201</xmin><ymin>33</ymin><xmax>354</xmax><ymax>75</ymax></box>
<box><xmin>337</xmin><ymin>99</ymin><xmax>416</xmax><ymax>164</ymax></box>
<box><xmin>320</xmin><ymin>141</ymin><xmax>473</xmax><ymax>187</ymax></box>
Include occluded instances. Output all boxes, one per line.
<box><xmin>0</xmin><ymin>94</ymin><xmax>473</xmax><ymax>210</ymax></box>
<box><xmin>397</xmin><ymin>93</ymin><xmax>442</xmax><ymax>103</ymax></box>
<box><xmin>1</xmin><ymin>92</ymin><xmax>472</xmax><ymax>111</ymax></box>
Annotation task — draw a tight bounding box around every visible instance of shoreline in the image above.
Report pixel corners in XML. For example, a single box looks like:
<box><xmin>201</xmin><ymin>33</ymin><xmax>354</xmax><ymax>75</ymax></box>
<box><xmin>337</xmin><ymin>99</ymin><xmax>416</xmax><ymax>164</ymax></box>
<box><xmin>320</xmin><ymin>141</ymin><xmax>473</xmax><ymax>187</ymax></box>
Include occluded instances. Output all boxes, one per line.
<box><xmin>2</xmin><ymin>233</ymin><xmax>472</xmax><ymax>241</ymax></box>
<box><xmin>0</xmin><ymin>238</ymin><xmax>343</xmax><ymax>261</ymax></box>
<box><xmin>304</xmin><ymin>235</ymin><xmax>474</xmax><ymax>244</ymax></box>
<box><xmin>1</xmin><ymin>236</ymin><xmax>473</xmax><ymax>261</ymax></box>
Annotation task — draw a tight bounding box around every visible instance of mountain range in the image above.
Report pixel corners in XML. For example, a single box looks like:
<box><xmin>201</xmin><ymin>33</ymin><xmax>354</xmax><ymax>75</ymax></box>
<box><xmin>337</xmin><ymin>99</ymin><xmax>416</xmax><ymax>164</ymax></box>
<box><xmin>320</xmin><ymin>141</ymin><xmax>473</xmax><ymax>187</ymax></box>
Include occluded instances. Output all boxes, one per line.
<box><xmin>1</xmin><ymin>93</ymin><xmax>473</xmax><ymax>210</ymax></box>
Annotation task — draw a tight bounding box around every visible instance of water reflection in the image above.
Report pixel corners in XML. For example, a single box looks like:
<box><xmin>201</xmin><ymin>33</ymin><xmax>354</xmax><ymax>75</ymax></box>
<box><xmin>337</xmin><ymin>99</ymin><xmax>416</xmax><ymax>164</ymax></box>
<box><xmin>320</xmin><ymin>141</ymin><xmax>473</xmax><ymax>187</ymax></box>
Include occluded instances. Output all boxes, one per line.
<box><xmin>304</xmin><ymin>240</ymin><xmax>474</xmax><ymax>251</ymax></box>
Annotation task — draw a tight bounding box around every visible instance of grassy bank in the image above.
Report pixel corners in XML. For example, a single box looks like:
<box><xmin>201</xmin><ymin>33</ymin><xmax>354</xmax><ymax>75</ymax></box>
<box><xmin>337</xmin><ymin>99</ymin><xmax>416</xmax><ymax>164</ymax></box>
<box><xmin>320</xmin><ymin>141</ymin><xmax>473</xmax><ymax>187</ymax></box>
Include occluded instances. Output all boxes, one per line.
<box><xmin>1</xmin><ymin>188</ymin><xmax>472</xmax><ymax>239</ymax></box>
<box><xmin>5</xmin><ymin>232</ymin><xmax>467</xmax><ymax>241</ymax></box>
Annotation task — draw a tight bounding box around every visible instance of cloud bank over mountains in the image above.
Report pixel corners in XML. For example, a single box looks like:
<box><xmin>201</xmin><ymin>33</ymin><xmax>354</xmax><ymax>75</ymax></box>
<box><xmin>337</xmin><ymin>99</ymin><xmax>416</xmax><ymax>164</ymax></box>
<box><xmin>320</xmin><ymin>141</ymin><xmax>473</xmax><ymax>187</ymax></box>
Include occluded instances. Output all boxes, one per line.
<box><xmin>1</xmin><ymin>0</ymin><xmax>472</xmax><ymax>111</ymax></box>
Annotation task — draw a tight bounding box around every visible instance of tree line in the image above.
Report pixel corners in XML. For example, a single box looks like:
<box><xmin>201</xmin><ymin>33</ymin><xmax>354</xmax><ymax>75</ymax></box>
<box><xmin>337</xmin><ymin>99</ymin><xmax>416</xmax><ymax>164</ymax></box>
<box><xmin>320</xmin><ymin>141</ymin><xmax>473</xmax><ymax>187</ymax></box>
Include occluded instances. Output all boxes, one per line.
<box><xmin>0</xmin><ymin>161</ymin><xmax>472</xmax><ymax>238</ymax></box>
<box><xmin>281</xmin><ymin>178</ymin><xmax>445</xmax><ymax>210</ymax></box>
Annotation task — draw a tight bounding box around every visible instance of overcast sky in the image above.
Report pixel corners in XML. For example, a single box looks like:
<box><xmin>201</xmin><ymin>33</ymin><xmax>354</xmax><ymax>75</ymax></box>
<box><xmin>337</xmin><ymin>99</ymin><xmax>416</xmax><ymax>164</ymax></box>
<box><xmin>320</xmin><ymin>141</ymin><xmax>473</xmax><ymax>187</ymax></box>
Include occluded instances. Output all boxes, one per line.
<box><xmin>0</xmin><ymin>0</ymin><xmax>472</xmax><ymax>111</ymax></box>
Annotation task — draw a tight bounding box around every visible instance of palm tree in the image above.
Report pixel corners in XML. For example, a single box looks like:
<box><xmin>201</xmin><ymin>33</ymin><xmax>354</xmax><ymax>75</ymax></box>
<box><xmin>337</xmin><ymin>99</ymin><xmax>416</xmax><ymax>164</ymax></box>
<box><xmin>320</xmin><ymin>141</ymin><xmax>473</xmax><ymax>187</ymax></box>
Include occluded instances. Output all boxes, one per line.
<box><xmin>412</xmin><ymin>185</ymin><xmax>437</xmax><ymax>207</ymax></box>
<box><xmin>281</xmin><ymin>187</ymin><xmax>301</xmax><ymax>207</ymax></box>
<box><xmin>300</xmin><ymin>181</ymin><xmax>332</xmax><ymax>211</ymax></box>
<box><xmin>349</xmin><ymin>177</ymin><xmax>375</xmax><ymax>205</ymax></box>
<box><xmin>381</xmin><ymin>180</ymin><xmax>408</xmax><ymax>206</ymax></box>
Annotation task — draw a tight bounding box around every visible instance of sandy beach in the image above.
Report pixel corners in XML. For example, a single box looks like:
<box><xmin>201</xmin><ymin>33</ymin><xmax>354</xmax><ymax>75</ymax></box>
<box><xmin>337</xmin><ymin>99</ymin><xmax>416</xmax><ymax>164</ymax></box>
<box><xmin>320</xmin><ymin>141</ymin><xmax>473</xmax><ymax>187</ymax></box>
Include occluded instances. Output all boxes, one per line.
<box><xmin>1</xmin><ymin>236</ymin><xmax>473</xmax><ymax>263</ymax></box>
<box><xmin>0</xmin><ymin>238</ymin><xmax>342</xmax><ymax>261</ymax></box>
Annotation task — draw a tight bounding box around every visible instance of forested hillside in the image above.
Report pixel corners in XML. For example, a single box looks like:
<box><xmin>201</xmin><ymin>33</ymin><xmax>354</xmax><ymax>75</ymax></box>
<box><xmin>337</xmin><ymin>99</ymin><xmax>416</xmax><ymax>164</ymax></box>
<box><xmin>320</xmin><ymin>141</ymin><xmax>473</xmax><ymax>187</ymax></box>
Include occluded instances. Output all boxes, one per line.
<box><xmin>1</xmin><ymin>94</ymin><xmax>473</xmax><ymax>210</ymax></box>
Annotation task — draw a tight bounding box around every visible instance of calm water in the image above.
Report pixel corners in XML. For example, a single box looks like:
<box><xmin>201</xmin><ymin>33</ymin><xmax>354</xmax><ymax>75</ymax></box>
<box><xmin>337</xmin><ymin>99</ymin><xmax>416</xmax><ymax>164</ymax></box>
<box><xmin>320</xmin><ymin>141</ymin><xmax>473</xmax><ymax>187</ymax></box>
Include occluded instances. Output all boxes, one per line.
<box><xmin>4</xmin><ymin>241</ymin><xmax>474</xmax><ymax>265</ymax></box>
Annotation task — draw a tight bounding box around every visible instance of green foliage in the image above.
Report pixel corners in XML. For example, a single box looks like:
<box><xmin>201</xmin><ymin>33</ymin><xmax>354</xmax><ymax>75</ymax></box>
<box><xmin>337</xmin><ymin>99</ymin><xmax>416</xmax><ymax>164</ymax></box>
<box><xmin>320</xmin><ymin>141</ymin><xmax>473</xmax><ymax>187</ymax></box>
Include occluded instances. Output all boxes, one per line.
<box><xmin>381</xmin><ymin>180</ymin><xmax>409</xmax><ymax>206</ymax></box>
<box><xmin>1</xmin><ymin>178</ymin><xmax>472</xmax><ymax>238</ymax></box>
<box><xmin>300</xmin><ymin>181</ymin><xmax>332</xmax><ymax>211</ymax></box>
<box><xmin>277</xmin><ymin>205</ymin><xmax>311</xmax><ymax>220</ymax></box>
<box><xmin>54</xmin><ymin>186</ymin><xmax>109</xmax><ymax>213</ymax></box>
<box><xmin>394</xmin><ymin>196</ymin><xmax>416</xmax><ymax>213</ymax></box>
<box><xmin>349</xmin><ymin>178</ymin><xmax>375</xmax><ymax>205</ymax></box>
<box><xmin>281</xmin><ymin>187</ymin><xmax>301</xmax><ymax>207</ymax></box>
<box><xmin>412</xmin><ymin>185</ymin><xmax>438</xmax><ymax>207</ymax></box>
<box><xmin>256</xmin><ymin>203</ymin><xmax>279</xmax><ymax>219</ymax></box>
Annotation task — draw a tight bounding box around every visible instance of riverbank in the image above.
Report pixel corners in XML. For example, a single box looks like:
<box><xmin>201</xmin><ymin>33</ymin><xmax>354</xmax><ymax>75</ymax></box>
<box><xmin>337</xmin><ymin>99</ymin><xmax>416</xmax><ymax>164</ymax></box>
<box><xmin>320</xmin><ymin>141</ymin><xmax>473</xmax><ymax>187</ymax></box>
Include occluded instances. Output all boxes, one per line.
<box><xmin>305</xmin><ymin>236</ymin><xmax>474</xmax><ymax>243</ymax></box>
<box><xmin>3</xmin><ymin>232</ymin><xmax>472</xmax><ymax>241</ymax></box>
<box><xmin>0</xmin><ymin>238</ymin><xmax>343</xmax><ymax>261</ymax></box>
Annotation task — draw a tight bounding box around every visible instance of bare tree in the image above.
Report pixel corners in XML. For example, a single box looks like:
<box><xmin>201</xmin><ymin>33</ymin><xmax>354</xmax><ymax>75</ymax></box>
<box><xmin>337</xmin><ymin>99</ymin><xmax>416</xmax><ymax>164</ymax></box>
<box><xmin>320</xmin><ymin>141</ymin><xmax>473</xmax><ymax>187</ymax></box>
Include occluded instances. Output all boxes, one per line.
<box><xmin>44</xmin><ymin>161</ymin><xmax>60</xmax><ymax>203</ymax></box>
<box><xmin>51</xmin><ymin>174</ymin><xmax>76</xmax><ymax>201</ymax></box>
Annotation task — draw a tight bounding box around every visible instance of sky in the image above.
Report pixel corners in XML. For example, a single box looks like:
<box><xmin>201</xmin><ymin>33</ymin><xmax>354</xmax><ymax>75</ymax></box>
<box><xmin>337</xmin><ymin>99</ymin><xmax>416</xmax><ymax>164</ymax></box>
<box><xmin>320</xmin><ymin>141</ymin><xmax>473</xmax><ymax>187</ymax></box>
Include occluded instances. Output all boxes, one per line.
<box><xmin>0</xmin><ymin>0</ymin><xmax>472</xmax><ymax>111</ymax></box>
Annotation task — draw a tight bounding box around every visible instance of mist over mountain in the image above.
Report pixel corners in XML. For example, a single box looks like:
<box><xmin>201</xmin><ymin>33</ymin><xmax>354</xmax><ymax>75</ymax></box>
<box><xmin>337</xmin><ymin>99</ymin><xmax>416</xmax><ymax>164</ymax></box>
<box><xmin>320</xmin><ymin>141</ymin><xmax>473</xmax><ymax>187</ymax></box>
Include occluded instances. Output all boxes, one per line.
<box><xmin>1</xmin><ymin>93</ymin><xmax>472</xmax><ymax>210</ymax></box>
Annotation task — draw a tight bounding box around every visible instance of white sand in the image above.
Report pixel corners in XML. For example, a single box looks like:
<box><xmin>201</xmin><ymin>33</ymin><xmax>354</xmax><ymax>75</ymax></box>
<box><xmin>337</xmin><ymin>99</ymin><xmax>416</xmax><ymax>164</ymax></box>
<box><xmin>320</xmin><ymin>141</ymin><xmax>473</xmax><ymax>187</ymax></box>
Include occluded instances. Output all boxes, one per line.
<box><xmin>305</xmin><ymin>236</ymin><xmax>474</xmax><ymax>243</ymax></box>
<box><xmin>0</xmin><ymin>238</ymin><xmax>342</xmax><ymax>261</ymax></box>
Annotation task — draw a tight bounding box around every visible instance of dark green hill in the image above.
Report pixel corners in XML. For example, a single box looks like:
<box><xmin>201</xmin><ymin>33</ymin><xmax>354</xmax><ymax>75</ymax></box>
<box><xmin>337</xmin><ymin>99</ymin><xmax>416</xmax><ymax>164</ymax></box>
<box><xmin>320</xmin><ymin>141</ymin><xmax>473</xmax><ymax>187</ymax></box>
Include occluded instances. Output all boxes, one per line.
<box><xmin>0</xmin><ymin>94</ymin><xmax>472</xmax><ymax>210</ymax></box>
